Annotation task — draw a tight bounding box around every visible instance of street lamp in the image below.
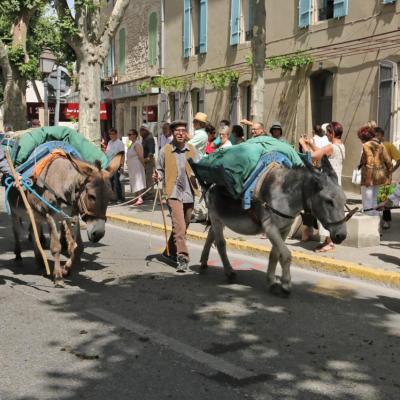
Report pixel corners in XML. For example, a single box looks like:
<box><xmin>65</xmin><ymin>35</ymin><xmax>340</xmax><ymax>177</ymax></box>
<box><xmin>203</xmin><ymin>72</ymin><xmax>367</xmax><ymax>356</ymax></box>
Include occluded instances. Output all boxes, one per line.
<box><xmin>39</xmin><ymin>50</ymin><xmax>56</xmax><ymax>126</ymax></box>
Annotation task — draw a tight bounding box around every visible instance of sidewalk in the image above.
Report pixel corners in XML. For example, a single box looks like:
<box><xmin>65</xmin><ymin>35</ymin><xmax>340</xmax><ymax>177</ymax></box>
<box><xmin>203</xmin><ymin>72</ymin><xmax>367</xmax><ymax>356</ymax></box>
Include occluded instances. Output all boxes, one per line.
<box><xmin>107</xmin><ymin>187</ymin><xmax>400</xmax><ymax>288</ymax></box>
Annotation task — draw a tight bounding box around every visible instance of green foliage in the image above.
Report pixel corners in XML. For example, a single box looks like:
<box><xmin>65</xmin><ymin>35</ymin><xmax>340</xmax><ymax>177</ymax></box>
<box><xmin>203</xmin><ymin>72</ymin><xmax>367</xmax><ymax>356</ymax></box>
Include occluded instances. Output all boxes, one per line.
<box><xmin>378</xmin><ymin>184</ymin><xmax>396</xmax><ymax>203</ymax></box>
<box><xmin>138</xmin><ymin>69</ymin><xmax>240</xmax><ymax>94</ymax></box>
<box><xmin>265</xmin><ymin>53</ymin><xmax>313</xmax><ymax>72</ymax></box>
<box><xmin>245</xmin><ymin>54</ymin><xmax>253</xmax><ymax>66</ymax></box>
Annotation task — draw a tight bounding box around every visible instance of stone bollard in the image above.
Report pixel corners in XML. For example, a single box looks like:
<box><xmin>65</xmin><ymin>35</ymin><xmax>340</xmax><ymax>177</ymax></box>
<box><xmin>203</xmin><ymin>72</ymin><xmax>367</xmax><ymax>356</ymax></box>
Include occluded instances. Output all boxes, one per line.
<box><xmin>341</xmin><ymin>214</ymin><xmax>380</xmax><ymax>248</ymax></box>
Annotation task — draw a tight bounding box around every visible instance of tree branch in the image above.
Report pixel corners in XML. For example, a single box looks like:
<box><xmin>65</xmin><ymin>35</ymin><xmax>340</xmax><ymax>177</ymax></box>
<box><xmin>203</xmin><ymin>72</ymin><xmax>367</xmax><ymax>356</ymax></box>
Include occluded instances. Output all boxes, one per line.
<box><xmin>54</xmin><ymin>0</ymin><xmax>84</xmax><ymax>53</ymax></box>
<box><xmin>98</xmin><ymin>0</ymin><xmax>130</xmax><ymax>60</ymax></box>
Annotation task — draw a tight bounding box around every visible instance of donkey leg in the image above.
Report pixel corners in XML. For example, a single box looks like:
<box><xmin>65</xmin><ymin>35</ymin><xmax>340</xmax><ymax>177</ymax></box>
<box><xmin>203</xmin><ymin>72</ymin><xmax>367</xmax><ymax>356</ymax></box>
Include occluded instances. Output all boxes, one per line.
<box><xmin>73</xmin><ymin>217</ymin><xmax>84</xmax><ymax>263</ymax></box>
<box><xmin>46</xmin><ymin>215</ymin><xmax>64</xmax><ymax>287</ymax></box>
<box><xmin>11</xmin><ymin>213</ymin><xmax>22</xmax><ymax>261</ymax></box>
<box><xmin>264</xmin><ymin>224</ymin><xmax>292</xmax><ymax>295</ymax></box>
<box><xmin>199</xmin><ymin>228</ymin><xmax>215</xmax><ymax>270</ymax></box>
<box><xmin>62</xmin><ymin>220</ymin><xmax>77</xmax><ymax>276</ymax></box>
<box><xmin>212</xmin><ymin>218</ymin><xmax>235</xmax><ymax>280</ymax></box>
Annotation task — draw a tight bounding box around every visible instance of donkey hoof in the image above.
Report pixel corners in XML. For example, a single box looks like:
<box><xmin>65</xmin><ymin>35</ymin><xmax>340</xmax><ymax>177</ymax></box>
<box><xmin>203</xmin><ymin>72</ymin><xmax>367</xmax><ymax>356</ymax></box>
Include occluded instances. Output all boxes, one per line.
<box><xmin>269</xmin><ymin>282</ymin><xmax>282</xmax><ymax>295</ymax></box>
<box><xmin>54</xmin><ymin>278</ymin><xmax>66</xmax><ymax>288</ymax></box>
<box><xmin>200</xmin><ymin>262</ymin><xmax>208</xmax><ymax>272</ymax></box>
<box><xmin>226</xmin><ymin>271</ymin><xmax>237</xmax><ymax>283</ymax></box>
<box><xmin>14</xmin><ymin>254</ymin><xmax>22</xmax><ymax>262</ymax></box>
<box><xmin>281</xmin><ymin>283</ymin><xmax>292</xmax><ymax>296</ymax></box>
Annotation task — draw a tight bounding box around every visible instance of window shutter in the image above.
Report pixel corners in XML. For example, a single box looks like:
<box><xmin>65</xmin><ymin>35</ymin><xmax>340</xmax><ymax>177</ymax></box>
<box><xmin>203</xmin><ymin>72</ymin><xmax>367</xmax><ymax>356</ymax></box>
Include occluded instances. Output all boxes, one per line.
<box><xmin>174</xmin><ymin>93</ymin><xmax>180</xmax><ymax>119</ymax></box>
<box><xmin>199</xmin><ymin>88</ymin><xmax>205</xmax><ymax>113</ymax></box>
<box><xmin>107</xmin><ymin>47</ymin><xmax>113</xmax><ymax>77</ymax></box>
<box><xmin>148</xmin><ymin>12</ymin><xmax>158</xmax><ymax>66</ymax></box>
<box><xmin>118</xmin><ymin>28</ymin><xmax>126</xmax><ymax>75</ymax></box>
<box><xmin>298</xmin><ymin>0</ymin><xmax>312</xmax><ymax>28</ymax></box>
<box><xmin>383</xmin><ymin>0</ymin><xmax>396</xmax><ymax>4</ymax></box>
<box><xmin>333</xmin><ymin>0</ymin><xmax>349</xmax><ymax>18</ymax></box>
<box><xmin>229</xmin><ymin>84</ymin><xmax>239</xmax><ymax>124</ymax></box>
<box><xmin>199</xmin><ymin>0</ymin><xmax>208</xmax><ymax>54</ymax></box>
<box><xmin>378</xmin><ymin>60</ymin><xmax>396</xmax><ymax>140</ymax></box>
<box><xmin>230</xmin><ymin>0</ymin><xmax>241</xmax><ymax>45</ymax></box>
<box><xmin>248</xmin><ymin>0</ymin><xmax>254</xmax><ymax>32</ymax></box>
<box><xmin>183</xmin><ymin>0</ymin><xmax>191</xmax><ymax>58</ymax></box>
<box><xmin>183</xmin><ymin>91</ymin><xmax>190</xmax><ymax>122</ymax></box>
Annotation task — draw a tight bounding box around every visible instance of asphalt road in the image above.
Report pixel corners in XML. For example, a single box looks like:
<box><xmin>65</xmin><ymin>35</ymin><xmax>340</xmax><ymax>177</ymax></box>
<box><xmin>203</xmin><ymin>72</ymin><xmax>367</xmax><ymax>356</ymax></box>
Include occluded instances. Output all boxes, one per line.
<box><xmin>0</xmin><ymin>215</ymin><xmax>399</xmax><ymax>400</ymax></box>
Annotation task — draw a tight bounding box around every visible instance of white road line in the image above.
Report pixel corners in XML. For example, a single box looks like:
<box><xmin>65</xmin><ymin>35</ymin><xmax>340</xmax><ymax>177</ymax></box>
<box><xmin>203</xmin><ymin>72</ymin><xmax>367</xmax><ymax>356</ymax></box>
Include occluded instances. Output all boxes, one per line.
<box><xmin>88</xmin><ymin>307</ymin><xmax>257</xmax><ymax>380</ymax></box>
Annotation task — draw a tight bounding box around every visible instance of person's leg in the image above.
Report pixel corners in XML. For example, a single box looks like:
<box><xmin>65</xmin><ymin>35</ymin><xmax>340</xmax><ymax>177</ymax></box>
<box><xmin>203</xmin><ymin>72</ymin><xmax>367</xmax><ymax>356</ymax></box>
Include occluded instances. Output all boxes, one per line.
<box><xmin>361</xmin><ymin>186</ymin><xmax>378</xmax><ymax>216</ymax></box>
<box><xmin>382</xmin><ymin>209</ymin><xmax>391</xmax><ymax>229</ymax></box>
<box><xmin>315</xmin><ymin>220</ymin><xmax>334</xmax><ymax>252</ymax></box>
<box><xmin>115</xmin><ymin>170</ymin><xmax>124</xmax><ymax>201</ymax></box>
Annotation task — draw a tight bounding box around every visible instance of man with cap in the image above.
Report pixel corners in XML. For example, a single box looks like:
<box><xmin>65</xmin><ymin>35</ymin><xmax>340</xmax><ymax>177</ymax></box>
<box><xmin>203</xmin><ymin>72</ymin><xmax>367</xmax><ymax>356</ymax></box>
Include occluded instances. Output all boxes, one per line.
<box><xmin>269</xmin><ymin>121</ymin><xmax>286</xmax><ymax>141</ymax></box>
<box><xmin>140</xmin><ymin>123</ymin><xmax>156</xmax><ymax>196</ymax></box>
<box><xmin>153</xmin><ymin>120</ymin><xmax>199</xmax><ymax>272</ymax></box>
<box><xmin>189</xmin><ymin>112</ymin><xmax>208</xmax><ymax>160</ymax></box>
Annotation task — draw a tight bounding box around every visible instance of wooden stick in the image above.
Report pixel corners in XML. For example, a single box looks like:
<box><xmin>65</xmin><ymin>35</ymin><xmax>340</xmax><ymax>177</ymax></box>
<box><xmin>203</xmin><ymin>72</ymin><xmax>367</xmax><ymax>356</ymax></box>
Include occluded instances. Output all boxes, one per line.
<box><xmin>157</xmin><ymin>186</ymin><xmax>170</xmax><ymax>256</ymax></box>
<box><xmin>5</xmin><ymin>152</ymin><xmax>51</xmax><ymax>276</ymax></box>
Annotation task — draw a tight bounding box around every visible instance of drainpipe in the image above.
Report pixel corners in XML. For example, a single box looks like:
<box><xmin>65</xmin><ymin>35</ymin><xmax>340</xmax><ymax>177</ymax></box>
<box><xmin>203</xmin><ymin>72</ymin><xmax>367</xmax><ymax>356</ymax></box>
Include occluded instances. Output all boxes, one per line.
<box><xmin>158</xmin><ymin>0</ymin><xmax>168</xmax><ymax>127</ymax></box>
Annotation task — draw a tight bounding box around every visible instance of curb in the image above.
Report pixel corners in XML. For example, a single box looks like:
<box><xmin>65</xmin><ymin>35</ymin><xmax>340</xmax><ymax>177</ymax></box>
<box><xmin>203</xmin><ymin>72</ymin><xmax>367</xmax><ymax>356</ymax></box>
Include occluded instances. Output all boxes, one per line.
<box><xmin>107</xmin><ymin>212</ymin><xmax>400</xmax><ymax>289</ymax></box>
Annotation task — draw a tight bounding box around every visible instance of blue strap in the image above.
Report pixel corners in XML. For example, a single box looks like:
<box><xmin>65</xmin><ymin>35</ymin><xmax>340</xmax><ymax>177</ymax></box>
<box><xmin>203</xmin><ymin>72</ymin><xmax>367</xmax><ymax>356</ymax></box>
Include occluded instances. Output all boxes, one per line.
<box><xmin>5</xmin><ymin>176</ymin><xmax>72</xmax><ymax>219</ymax></box>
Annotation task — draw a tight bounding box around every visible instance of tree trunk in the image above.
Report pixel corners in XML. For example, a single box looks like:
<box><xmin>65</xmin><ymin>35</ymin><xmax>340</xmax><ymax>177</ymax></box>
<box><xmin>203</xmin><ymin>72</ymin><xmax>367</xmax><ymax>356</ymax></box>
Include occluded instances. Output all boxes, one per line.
<box><xmin>251</xmin><ymin>0</ymin><xmax>266</xmax><ymax>123</ymax></box>
<box><xmin>78</xmin><ymin>55</ymin><xmax>102</xmax><ymax>144</ymax></box>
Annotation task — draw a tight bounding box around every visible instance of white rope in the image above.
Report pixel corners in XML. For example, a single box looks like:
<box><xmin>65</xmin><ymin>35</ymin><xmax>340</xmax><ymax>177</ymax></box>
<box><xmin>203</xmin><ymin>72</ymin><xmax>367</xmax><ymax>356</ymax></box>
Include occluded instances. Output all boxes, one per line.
<box><xmin>108</xmin><ymin>182</ymin><xmax>158</xmax><ymax>208</ymax></box>
<box><xmin>147</xmin><ymin>186</ymin><xmax>160</xmax><ymax>249</ymax></box>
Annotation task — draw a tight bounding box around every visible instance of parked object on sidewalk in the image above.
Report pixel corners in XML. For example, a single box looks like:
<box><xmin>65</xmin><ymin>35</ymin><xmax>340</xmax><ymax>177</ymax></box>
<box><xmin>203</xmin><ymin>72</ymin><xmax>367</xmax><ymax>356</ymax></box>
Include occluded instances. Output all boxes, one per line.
<box><xmin>195</xmin><ymin>157</ymin><xmax>348</xmax><ymax>296</ymax></box>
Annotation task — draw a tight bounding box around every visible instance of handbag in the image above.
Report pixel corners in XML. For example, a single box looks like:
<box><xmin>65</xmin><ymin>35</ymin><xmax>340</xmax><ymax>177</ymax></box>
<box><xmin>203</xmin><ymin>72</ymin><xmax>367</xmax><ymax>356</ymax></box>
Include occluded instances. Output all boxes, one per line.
<box><xmin>352</xmin><ymin>168</ymin><xmax>361</xmax><ymax>185</ymax></box>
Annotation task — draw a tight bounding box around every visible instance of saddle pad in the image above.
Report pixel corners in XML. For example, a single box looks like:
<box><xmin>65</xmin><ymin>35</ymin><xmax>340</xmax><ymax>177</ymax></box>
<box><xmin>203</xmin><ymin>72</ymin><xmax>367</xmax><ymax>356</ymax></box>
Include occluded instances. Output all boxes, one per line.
<box><xmin>32</xmin><ymin>149</ymin><xmax>69</xmax><ymax>181</ymax></box>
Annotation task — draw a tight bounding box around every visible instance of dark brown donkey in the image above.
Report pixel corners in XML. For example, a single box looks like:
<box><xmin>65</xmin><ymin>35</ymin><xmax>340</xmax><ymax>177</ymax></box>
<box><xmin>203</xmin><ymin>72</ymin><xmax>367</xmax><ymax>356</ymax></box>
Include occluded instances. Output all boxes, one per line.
<box><xmin>8</xmin><ymin>152</ymin><xmax>123</xmax><ymax>286</ymax></box>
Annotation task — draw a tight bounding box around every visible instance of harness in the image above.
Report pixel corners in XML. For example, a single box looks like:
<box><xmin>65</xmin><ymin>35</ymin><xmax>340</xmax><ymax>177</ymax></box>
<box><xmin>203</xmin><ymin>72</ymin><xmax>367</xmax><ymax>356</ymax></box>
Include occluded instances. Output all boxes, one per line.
<box><xmin>5</xmin><ymin>150</ymin><xmax>105</xmax><ymax>222</ymax></box>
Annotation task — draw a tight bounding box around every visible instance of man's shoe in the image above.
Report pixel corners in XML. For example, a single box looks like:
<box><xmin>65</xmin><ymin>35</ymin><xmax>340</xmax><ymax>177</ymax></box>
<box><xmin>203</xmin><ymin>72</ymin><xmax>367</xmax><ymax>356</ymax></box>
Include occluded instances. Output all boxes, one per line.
<box><xmin>176</xmin><ymin>256</ymin><xmax>189</xmax><ymax>273</ymax></box>
<box><xmin>382</xmin><ymin>221</ymin><xmax>390</xmax><ymax>230</ymax></box>
<box><xmin>160</xmin><ymin>252</ymin><xmax>177</xmax><ymax>265</ymax></box>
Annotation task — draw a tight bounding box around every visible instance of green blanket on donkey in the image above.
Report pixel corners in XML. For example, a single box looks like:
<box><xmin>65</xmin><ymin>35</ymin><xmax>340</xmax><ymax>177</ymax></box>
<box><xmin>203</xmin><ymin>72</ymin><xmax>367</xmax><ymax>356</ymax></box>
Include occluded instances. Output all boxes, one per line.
<box><xmin>15</xmin><ymin>126</ymin><xmax>109</xmax><ymax>169</ymax></box>
<box><xmin>195</xmin><ymin>136</ymin><xmax>304</xmax><ymax>198</ymax></box>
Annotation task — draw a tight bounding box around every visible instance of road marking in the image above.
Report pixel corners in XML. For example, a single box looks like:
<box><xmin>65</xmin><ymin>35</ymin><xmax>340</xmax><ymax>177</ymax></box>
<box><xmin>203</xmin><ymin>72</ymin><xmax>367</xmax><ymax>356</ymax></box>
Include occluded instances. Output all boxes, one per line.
<box><xmin>88</xmin><ymin>307</ymin><xmax>257</xmax><ymax>380</ymax></box>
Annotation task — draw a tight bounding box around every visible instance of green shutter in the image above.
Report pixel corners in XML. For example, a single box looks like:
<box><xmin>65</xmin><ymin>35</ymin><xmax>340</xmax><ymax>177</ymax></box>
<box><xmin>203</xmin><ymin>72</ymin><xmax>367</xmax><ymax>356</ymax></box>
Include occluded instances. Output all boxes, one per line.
<box><xmin>383</xmin><ymin>0</ymin><xmax>395</xmax><ymax>4</ymax></box>
<box><xmin>299</xmin><ymin>0</ymin><xmax>312</xmax><ymax>28</ymax></box>
<box><xmin>199</xmin><ymin>0</ymin><xmax>208</xmax><ymax>53</ymax></box>
<box><xmin>230</xmin><ymin>0</ymin><xmax>241</xmax><ymax>45</ymax></box>
<box><xmin>119</xmin><ymin>28</ymin><xmax>126</xmax><ymax>75</ymax></box>
<box><xmin>183</xmin><ymin>0</ymin><xmax>191</xmax><ymax>58</ymax></box>
<box><xmin>149</xmin><ymin>12</ymin><xmax>158</xmax><ymax>66</ymax></box>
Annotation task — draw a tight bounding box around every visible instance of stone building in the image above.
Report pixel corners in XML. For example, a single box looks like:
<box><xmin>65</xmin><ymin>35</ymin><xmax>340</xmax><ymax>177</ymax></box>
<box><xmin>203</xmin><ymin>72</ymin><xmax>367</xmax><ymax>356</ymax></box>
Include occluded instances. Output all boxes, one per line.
<box><xmin>103</xmin><ymin>0</ymin><xmax>162</xmax><ymax>138</ymax></box>
<box><xmin>162</xmin><ymin>0</ymin><xmax>400</xmax><ymax>189</ymax></box>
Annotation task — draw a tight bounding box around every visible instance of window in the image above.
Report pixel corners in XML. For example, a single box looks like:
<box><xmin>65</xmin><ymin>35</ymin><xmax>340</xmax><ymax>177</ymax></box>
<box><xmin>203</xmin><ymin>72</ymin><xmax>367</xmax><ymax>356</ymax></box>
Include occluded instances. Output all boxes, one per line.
<box><xmin>148</xmin><ymin>12</ymin><xmax>158</xmax><ymax>66</ymax></box>
<box><xmin>183</xmin><ymin>0</ymin><xmax>192</xmax><ymax>58</ymax></box>
<box><xmin>377</xmin><ymin>60</ymin><xmax>397</xmax><ymax>141</ymax></box>
<box><xmin>229</xmin><ymin>84</ymin><xmax>239</xmax><ymax>125</ymax></box>
<box><xmin>310</xmin><ymin>70</ymin><xmax>333</xmax><ymax>126</ymax></box>
<box><xmin>230</xmin><ymin>0</ymin><xmax>241</xmax><ymax>45</ymax></box>
<box><xmin>118</xmin><ymin>28</ymin><xmax>126</xmax><ymax>75</ymax></box>
<box><xmin>298</xmin><ymin>0</ymin><xmax>348</xmax><ymax>28</ymax></box>
<box><xmin>243</xmin><ymin>0</ymin><xmax>254</xmax><ymax>41</ymax></box>
<box><xmin>240</xmin><ymin>83</ymin><xmax>252</xmax><ymax>137</ymax></box>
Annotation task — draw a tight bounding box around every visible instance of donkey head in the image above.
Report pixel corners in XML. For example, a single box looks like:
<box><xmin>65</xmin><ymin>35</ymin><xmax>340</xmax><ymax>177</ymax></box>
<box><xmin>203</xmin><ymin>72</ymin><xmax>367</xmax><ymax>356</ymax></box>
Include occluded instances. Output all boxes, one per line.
<box><xmin>304</xmin><ymin>156</ymin><xmax>347</xmax><ymax>244</ymax></box>
<box><xmin>73</xmin><ymin>152</ymin><xmax>123</xmax><ymax>243</ymax></box>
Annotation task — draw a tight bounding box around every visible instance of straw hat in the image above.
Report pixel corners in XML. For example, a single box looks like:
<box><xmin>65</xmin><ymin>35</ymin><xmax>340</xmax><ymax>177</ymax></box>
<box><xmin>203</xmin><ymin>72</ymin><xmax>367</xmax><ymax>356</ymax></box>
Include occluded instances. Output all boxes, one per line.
<box><xmin>193</xmin><ymin>112</ymin><xmax>208</xmax><ymax>124</ymax></box>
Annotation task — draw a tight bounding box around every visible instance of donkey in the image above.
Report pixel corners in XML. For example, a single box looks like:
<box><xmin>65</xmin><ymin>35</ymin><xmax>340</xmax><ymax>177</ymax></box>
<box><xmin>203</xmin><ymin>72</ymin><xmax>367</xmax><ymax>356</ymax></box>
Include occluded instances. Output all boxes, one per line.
<box><xmin>8</xmin><ymin>152</ymin><xmax>123</xmax><ymax>286</ymax></box>
<box><xmin>199</xmin><ymin>157</ymin><xmax>347</xmax><ymax>295</ymax></box>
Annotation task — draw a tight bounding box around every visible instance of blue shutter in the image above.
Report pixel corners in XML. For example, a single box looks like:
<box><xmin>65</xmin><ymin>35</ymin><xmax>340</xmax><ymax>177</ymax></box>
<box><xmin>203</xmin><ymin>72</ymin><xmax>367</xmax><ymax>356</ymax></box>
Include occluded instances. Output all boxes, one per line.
<box><xmin>383</xmin><ymin>0</ymin><xmax>395</xmax><ymax>4</ymax></box>
<box><xmin>333</xmin><ymin>0</ymin><xmax>349</xmax><ymax>18</ymax></box>
<box><xmin>107</xmin><ymin>47</ymin><xmax>113</xmax><ymax>77</ymax></box>
<box><xmin>199</xmin><ymin>0</ymin><xmax>208</xmax><ymax>54</ymax></box>
<box><xmin>298</xmin><ymin>0</ymin><xmax>312</xmax><ymax>28</ymax></box>
<box><xmin>183</xmin><ymin>0</ymin><xmax>191</xmax><ymax>58</ymax></box>
<box><xmin>230</xmin><ymin>0</ymin><xmax>240</xmax><ymax>45</ymax></box>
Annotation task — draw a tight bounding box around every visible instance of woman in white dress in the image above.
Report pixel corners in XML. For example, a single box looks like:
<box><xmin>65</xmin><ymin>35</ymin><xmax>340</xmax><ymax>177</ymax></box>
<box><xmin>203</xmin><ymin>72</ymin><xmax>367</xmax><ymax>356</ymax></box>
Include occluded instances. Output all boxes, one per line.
<box><xmin>299</xmin><ymin>122</ymin><xmax>345</xmax><ymax>252</ymax></box>
<box><xmin>126</xmin><ymin>129</ymin><xmax>146</xmax><ymax>206</ymax></box>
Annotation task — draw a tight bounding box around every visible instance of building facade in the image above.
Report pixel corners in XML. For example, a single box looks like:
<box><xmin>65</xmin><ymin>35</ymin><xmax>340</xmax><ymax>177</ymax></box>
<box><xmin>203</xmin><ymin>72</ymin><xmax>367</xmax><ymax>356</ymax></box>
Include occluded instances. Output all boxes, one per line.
<box><xmin>103</xmin><ymin>0</ymin><xmax>162</xmax><ymax>138</ymax></box>
<box><xmin>162</xmin><ymin>0</ymin><xmax>400</xmax><ymax>189</ymax></box>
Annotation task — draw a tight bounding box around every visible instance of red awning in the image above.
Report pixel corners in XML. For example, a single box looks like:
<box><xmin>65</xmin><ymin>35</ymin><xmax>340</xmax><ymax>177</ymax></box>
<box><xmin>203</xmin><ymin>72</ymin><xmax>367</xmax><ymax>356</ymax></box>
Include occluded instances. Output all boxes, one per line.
<box><xmin>65</xmin><ymin>103</ymin><xmax>108</xmax><ymax>121</ymax></box>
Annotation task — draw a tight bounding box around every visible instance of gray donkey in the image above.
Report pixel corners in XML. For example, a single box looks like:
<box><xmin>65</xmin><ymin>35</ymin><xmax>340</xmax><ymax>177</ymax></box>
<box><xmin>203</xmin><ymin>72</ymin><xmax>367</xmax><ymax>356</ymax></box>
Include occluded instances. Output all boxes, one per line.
<box><xmin>199</xmin><ymin>157</ymin><xmax>348</xmax><ymax>295</ymax></box>
<box><xmin>8</xmin><ymin>152</ymin><xmax>123</xmax><ymax>286</ymax></box>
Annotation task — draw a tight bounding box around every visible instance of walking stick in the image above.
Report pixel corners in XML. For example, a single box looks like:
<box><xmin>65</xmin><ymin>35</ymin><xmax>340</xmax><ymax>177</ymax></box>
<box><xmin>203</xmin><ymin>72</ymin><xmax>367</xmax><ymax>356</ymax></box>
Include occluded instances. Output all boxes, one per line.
<box><xmin>5</xmin><ymin>152</ymin><xmax>50</xmax><ymax>276</ymax></box>
<box><xmin>154</xmin><ymin>166</ymin><xmax>170</xmax><ymax>256</ymax></box>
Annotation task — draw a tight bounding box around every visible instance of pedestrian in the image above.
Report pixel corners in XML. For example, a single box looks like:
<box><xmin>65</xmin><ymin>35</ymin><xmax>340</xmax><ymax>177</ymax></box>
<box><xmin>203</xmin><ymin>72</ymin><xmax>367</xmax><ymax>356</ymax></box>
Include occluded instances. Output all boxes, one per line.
<box><xmin>205</xmin><ymin>123</ymin><xmax>217</xmax><ymax>155</ymax></box>
<box><xmin>153</xmin><ymin>120</ymin><xmax>199</xmax><ymax>272</ymax></box>
<box><xmin>299</xmin><ymin>122</ymin><xmax>345</xmax><ymax>252</ymax></box>
<box><xmin>231</xmin><ymin>125</ymin><xmax>245</xmax><ymax>144</ymax></box>
<box><xmin>106</xmin><ymin>128</ymin><xmax>125</xmax><ymax>203</ymax></box>
<box><xmin>189</xmin><ymin>112</ymin><xmax>208</xmax><ymax>222</ymax></box>
<box><xmin>218</xmin><ymin>125</ymin><xmax>233</xmax><ymax>149</ymax></box>
<box><xmin>159</xmin><ymin>122</ymin><xmax>173</xmax><ymax>149</ymax></box>
<box><xmin>312</xmin><ymin>123</ymin><xmax>330</xmax><ymax>148</ymax></box>
<box><xmin>213</xmin><ymin>119</ymin><xmax>231</xmax><ymax>147</ymax></box>
<box><xmin>250</xmin><ymin>122</ymin><xmax>265</xmax><ymax>138</ymax></box>
<box><xmin>0</xmin><ymin>145</ymin><xmax>12</xmax><ymax>176</ymax></box>
<box><xmin>357</xmin><ymin>125</ymin><xmax>392</xmax><ymax>218</ymax></box>
<box><xmin>31</xmin><ymin>119</ymin><xmax>41</xmax><ymax>128</ymax></box>
<box><xmin>126</xmin><ymin>129</ymin><xmax>146</xmax><ymax>206</ymax></box>
<box><xmin>374</xmin><ymin>126</ymin><xmax>400</xmax><ymax>229</ymax></box>
<box><xmin>189</xmin><ymin>112</ymin><xmax>208</xmax><ymax>160</ymax></box>
<box><xmin>269</xmin><ymin>121</ymin><xmax>286</xmax><ymax>141</ymax></box>
<box><xmin>140</xmin><ymin>123</ymin><xmax>156</xmax><ymax>196</ymax></box>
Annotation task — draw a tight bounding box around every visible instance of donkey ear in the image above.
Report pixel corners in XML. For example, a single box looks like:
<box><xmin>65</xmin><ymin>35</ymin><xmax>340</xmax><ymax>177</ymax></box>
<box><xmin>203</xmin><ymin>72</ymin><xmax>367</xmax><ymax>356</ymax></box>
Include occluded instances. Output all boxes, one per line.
<box><xmin>72</xmin><ymin>159</ymin><xmax>96</xmax><ymax>176</ymax></box>
<box><xmin>103</xmin><ymin>151</ymin><xmax>124</xmax><ymax>179</ymax></box>
<box><xmin>321</xmin><ymin>155</ymin><xmax>338</xmax><ymax>183</ymax></box>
